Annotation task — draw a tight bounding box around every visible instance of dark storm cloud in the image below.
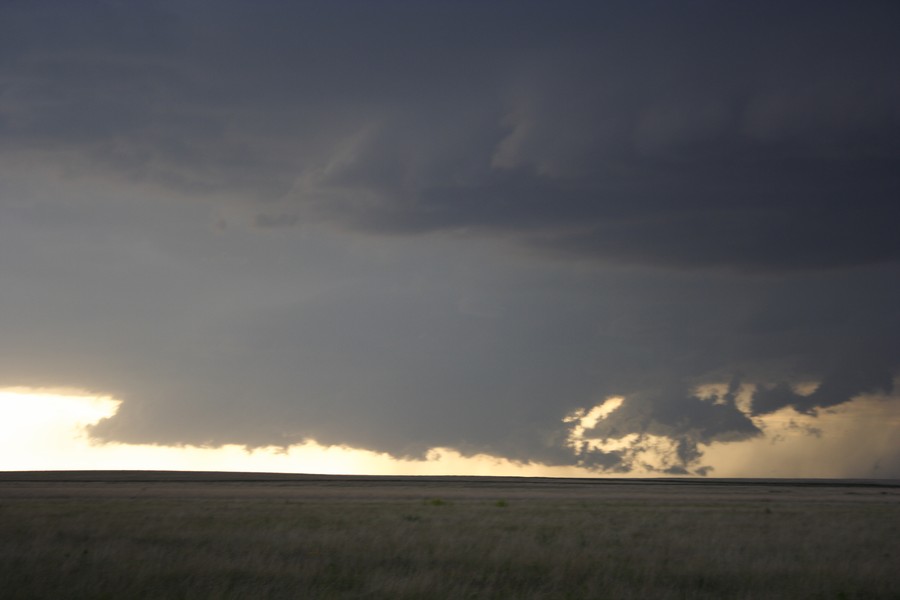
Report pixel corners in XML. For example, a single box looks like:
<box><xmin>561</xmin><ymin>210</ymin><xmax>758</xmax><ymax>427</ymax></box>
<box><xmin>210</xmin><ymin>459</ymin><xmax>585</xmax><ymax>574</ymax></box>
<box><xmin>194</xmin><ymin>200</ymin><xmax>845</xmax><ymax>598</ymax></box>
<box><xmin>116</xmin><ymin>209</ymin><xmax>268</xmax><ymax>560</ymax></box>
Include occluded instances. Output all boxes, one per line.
<box><xmin>751</xmin><ymin>362</ymin><xmax>896</xmax><ymax>417</ymax></box>
<box><xmin>2</xmin><ymin>1</ymin><xmax>898</xmax><ymax>270</ymax></box>
<box><xmin>578</xmin><ymin>378</ymin><xmax>762</xmax><ymax>472</ymax></box>
<box><xmin>1</xmin><ymin>1</ymin><xmax>899</xmax><ymax>474</ymax></box>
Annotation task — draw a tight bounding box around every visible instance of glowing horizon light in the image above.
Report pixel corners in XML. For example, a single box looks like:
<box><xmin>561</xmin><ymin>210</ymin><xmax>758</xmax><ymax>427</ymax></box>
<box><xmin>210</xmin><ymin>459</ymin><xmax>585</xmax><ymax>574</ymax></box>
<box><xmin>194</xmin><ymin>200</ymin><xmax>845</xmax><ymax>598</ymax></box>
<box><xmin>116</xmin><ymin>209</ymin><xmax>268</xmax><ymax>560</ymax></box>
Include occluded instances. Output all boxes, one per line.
<box><xmin>1</xmin><ymin>386</ymin><xmax>897</xmax><ymax>478</ymax></box>
<box><xmin>0</xmin><ymin>388</ymin><xmax>121</xmax><ymax>470</ymax></box>
<box><xmin>0</xmin><ymin>388</ymin><xmax>593</xmax><ymax>477</ymax></box>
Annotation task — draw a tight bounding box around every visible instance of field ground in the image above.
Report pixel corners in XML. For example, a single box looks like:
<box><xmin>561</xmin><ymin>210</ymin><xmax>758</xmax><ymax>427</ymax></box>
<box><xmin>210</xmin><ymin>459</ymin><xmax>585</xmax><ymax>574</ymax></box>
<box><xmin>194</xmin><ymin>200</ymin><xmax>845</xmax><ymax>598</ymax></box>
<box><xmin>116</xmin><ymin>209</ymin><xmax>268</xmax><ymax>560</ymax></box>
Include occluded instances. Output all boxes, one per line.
<box><xmin>1</xmin><ymin>472</ymin><xmax>898</xmax><ymax>599</ymax></box>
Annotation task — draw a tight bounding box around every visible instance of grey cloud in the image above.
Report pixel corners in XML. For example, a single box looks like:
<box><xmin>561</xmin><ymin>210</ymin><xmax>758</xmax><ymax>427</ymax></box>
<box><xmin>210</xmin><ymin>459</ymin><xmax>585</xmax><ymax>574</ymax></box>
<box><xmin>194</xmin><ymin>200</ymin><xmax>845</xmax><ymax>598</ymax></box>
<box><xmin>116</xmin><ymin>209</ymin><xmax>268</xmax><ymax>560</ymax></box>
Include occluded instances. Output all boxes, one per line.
<box><xmin>0</xmin><ymin>1</ymin><xmax>898</xmax><ymax>475</ymax></box>
<box><xmin>254</xmin><ymin>213</ymin><xmax>300</xmax><ymax>229</ymax></box>
<box><xmin>752</xmin><ymin>365</ymin><xmax>896</xmax><ymax>417</ymax></box>
<box><xmin>1</xmin><ymin>175</ymin><xmax>897</xmax><ymax>472</ymax></box>
<box><xmin>2</xmin><ymin>1</ymin><xmax>899</xmax><ymax>270</ymax></box>
<box><xmin>577</xmin><ymin>379</ymin><xmax>762</xmax><ymax>474</ymax></box>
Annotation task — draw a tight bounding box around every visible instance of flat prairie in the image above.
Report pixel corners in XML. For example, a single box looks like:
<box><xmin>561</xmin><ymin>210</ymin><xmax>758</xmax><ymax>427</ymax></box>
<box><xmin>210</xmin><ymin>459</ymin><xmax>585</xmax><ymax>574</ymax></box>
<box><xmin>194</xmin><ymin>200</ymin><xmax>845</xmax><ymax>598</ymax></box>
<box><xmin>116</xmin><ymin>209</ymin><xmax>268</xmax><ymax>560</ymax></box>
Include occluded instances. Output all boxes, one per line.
<box><xmin>1</xmin><ymin>472</ymin><xmax>898</xmax><ymax>599</ymax></box>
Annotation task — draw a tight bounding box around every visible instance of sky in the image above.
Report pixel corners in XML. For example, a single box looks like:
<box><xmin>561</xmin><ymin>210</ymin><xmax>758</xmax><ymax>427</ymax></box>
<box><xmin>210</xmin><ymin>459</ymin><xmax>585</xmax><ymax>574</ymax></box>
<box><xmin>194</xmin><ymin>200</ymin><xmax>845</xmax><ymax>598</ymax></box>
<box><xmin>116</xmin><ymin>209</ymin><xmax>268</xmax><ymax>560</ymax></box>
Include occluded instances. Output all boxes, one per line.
<box><xmin>1</xmin><ymin>0</ymin><xmax>898</xmax><ymax>477</ymax></box>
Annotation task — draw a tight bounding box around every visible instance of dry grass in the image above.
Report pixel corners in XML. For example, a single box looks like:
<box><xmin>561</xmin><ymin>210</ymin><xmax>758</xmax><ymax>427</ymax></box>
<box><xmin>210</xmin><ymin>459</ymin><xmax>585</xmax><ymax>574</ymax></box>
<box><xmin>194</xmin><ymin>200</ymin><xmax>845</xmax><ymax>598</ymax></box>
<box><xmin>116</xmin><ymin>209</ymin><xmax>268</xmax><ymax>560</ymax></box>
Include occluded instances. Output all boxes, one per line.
<box><xmin>0</xmin><ymin>473</ymin><xmax>898</xmax><ymax>599</ymax></box>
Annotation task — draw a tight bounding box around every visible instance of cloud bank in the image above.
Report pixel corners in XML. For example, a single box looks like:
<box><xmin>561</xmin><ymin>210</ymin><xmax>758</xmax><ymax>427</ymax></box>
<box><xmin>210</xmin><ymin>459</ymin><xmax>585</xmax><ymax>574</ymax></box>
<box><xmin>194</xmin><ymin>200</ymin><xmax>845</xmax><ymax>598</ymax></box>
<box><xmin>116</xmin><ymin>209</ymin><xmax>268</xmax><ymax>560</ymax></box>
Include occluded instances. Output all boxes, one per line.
<box><xmin>0</xmin><ymin>1</ymin><xmax>898</xmax><ymax>475</ymax></box>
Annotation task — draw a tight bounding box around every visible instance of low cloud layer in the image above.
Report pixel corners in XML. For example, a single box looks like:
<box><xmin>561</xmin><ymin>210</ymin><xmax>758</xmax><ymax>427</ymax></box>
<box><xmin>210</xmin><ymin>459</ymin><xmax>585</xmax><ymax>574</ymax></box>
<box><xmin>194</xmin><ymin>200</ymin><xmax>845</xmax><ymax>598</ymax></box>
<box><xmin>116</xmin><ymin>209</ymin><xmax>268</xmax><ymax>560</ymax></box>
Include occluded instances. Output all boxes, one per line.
<box><xmin>0</xmin><ymin>1</ymin><xmax>898</xmax><ymax>475</ymax></box>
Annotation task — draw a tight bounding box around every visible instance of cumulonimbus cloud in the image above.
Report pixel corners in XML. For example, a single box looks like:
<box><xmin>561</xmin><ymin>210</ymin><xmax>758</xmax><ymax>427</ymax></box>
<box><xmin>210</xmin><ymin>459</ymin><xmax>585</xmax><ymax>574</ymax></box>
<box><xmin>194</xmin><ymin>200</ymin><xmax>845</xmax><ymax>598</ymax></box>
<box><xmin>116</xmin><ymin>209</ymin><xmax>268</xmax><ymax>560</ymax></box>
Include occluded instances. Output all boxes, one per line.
<box><xmin>1</xmin><ymin>1</ymin><xmax>898</xmax><ymax>475</ymax></box>
<box><xmin>3</xmin><ymin>1</ymin><xmax>898</xmax><ymax>271</ymax></box>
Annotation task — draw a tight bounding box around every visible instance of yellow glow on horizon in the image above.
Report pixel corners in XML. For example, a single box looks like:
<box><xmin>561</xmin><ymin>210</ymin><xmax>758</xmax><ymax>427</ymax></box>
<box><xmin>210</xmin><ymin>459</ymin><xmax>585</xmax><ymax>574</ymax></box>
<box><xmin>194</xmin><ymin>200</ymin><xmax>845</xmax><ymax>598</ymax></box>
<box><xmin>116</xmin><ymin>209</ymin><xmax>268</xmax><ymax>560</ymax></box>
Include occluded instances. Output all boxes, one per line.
<box><xmin>0</xmin><ymin>388</ymin><xmax>591</xmax><ymax>477</ymax></box>
<box><xmin>0</xmin><ymin>388</ymin><xmax>121</xmax><ymax>470</ymax></box>
<box><xmin>701</xmin><ymin>391</ymin><xmax>900</xmax><ymax>478</ymax></box>
<box><xmin>1</xmin><ymin>387</ymin><xmax>897</xmax><ymax>478</ymax></box>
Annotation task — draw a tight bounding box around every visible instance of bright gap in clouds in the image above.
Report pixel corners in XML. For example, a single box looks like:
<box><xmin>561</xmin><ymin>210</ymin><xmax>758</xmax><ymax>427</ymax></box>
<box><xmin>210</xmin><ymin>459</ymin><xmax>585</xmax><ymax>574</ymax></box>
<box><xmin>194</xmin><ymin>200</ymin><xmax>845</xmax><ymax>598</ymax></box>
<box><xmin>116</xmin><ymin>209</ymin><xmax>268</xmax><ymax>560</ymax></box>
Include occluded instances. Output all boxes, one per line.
<box><xmin>1</xmin><ymin>387</ymin><xmax>897</xmax><ymax>478</ymax></box>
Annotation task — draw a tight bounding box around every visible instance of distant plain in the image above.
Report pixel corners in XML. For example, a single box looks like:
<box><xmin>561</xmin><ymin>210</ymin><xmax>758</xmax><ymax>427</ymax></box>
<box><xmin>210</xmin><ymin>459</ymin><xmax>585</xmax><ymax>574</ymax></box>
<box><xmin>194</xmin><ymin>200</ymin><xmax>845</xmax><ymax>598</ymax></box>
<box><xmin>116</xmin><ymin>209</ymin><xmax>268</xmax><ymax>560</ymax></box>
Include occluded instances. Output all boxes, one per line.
<box><xmin>1</xmin><ymin>471</ymin><xmax>898</xmax><ymax>599</ymax></box>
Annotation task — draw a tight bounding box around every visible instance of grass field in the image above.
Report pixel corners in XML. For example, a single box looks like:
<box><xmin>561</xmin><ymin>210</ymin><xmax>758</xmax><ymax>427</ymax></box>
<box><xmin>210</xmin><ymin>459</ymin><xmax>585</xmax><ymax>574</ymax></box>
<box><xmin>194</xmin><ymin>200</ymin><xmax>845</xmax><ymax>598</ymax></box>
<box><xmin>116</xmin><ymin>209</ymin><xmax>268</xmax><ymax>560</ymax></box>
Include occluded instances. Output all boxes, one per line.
<box><xmin>1</xmin><ymin>472</ymin><xmax>898</xmax><ymax>599</ymax></box>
